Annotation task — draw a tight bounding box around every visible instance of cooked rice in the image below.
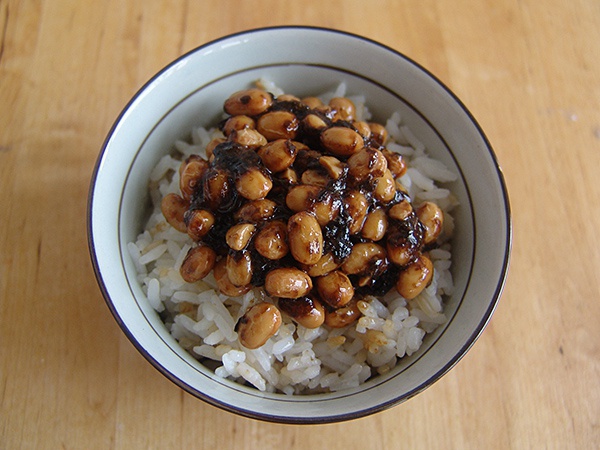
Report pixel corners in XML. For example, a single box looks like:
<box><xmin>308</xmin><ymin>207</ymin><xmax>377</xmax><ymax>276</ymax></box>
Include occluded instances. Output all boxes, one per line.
<box><xmin>129</xmin><ymin>83</ymin><xmax>458</xmax><ymax>394</ymax></box>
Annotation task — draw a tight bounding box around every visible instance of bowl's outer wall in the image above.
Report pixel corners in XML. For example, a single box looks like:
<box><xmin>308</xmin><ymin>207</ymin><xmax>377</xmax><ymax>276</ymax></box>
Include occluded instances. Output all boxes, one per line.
<box><xmin>88</xmin><ymin>26</ymin><xmax>511</xmax><ymax>423</ymax></box>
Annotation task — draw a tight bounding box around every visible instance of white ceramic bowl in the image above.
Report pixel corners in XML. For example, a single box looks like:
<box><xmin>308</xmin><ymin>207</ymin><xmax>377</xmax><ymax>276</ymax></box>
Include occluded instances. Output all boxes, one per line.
<box><xmin>88</xmin><ymin>26</ymin><xmax>511</xmax><ymax>423</ymax></box>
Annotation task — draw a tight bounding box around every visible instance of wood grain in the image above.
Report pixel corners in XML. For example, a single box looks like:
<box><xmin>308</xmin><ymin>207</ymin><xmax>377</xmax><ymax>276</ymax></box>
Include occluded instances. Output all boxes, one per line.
<box><xmin>1</xmin><ymin>0</ymin><xmax>599</xmax><ymax>448</ymax></box>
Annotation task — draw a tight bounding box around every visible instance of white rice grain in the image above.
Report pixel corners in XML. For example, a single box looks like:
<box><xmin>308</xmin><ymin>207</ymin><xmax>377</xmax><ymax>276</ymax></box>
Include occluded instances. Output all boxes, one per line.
<box><xmin>429</xmin><ymin>248</ymin><xmax>452</xmax><ymax>260</ymax></box>
<box><xmin>222</xmin><ymin>349</ymin><xmax>246</xmax><ymax>374</ymax></box>
<box><xmin>171</xmin><ymin>290</ymin><xmax>199</xmax><ymax>304</ymax></box>
<box><xmin>257</xmin><ymin>77</ymin><xmax>285</xmax><ymax>97</ymax></box>
<box><xmin>387</xmin><ymin>140</ymin><xmax>415</xmax><ymax>157</ymax></box>
<box><xmin>367</xmin><ymin>346</ymin><xmax>397</xmax><ymax>368</ymax></box>
<box><xmin>146</xmin><ymin>278</ymin><xmax>163</xmax><ymax>312</ymax></box>
<box><xmin>192</xmin><ymin>317</ymin><xmax>214</xmax><ymax>335</ymax></box>
<box><xmin>296</xmin><ymin>325</ymin><xmax>324</xmax><ymax>342</ymax></box>
<box><xmin>319</xmin><ymin>372</ymin><xmax>339</xmax><ymax>389</ymax></box>
<box><xmin>406</xmin><ymin>327</ymin><xmax>425</xmax><ymax>353</ymax></box>
<box><xmin>138</xmin><ymin>243</ymin><xmax>168</xmax><ymax>265</ymax></box>
<box><xmin>193</xmin><ymin>344</ymin><xmax>220</xmax><ymax>361</ymax></box>
<box><xmin>174</xmin><ymin>314</ymin><xmax>199</xmax><ymax>335</ymax></box>
<box><xmin>272</xmin><ymin>335</ymin><xmax>295</xmax><ymax>356</ymax></box>
<box><xmin>214</xmin><ymin>366</ymin><xmax>229</xmax><ymax>378</ymax></box>
<box><xmin>405</xmin><ymin>167</ymin><xmax>436</xmax><ymax>192</ymax></box>
<box><xmin>211</xmin><ymin>312</ymin><xmax>238</xmax><ymax>343</ymax></box>
<box><xmin>203</xmin><ymin>329</ymin><xmax>225</xmax><ymax>346</ymax></box>
<box><xmin>319</xmin><ymin>354</ymin><xmax>351</xmax><ymax>374</ymax></box>
<box><xmin>400</xmin><ymin>125</ymin><xmax>426</xmax><ymax>151</ymax></box>
<box><xmin>150</xmin><ymin>155</ymin><xmax>177</xmax><ymax>182</ymax></box>
<box><xmin>416</xmin><ymin>188</ymin><xmax>452</xmax><ymax>203</ymax></box>
<box><xmin>174</xmin><ymin>140</ymin><xmax>205</xmax><ymax>157</ymax></box>
<box><xmin>173</xmin><ymin>244</ymin><xmax>191</xmax><ymax>272</ymax></box>
<box><xmin>247</xmin><ymin>347</ymin><xmax>274</xmax><ymax>373</ymax></box>
<box><xmin>191</xmin><ymin>126</ymin><xmax>216</xmax><ymax>149</ymax></box>
<box><xmin>411</xmin><ymin>156</ymin><xmax>458</xmax><ymax>183</ymax></box>
<box><xmin>127</xmin><ymin>242</ymin><xmax>146</xmax><ymax>274</ymax></box>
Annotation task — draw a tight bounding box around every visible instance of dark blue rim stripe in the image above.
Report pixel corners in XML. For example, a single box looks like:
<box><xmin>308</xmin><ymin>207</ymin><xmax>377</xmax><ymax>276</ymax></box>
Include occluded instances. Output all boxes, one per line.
<box><xmin>87</xmin><ymin>25</ymin><xmax>511</xmax><ymax>424</ymax></box>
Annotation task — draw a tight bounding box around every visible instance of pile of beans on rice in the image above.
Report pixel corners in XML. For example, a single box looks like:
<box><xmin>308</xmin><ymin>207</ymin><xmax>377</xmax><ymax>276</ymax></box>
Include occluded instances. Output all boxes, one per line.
<box><xmin>129</xmin><ymin>80</ymin><xmax>458</xmax><ymax>394</ymax></box>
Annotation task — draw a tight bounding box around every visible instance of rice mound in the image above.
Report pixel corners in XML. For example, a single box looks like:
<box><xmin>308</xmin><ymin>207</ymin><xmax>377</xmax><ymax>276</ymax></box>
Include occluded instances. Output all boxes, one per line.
<box><xmin>128</xmin><ymin>82</ymin><xmax>458</xmax><ymax>394</ymax></box>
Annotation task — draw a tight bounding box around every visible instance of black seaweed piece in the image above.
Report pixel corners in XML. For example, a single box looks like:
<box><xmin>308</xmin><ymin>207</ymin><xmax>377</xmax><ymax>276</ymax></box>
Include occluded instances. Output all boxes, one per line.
<box><xmin>322</xmin><ymin>211</ymin><xmax>353</xmax><ymax>263</ymax></box>
<box><xmin>211</xmin><ymin>141</ymin><xmax>264</xmax><ymax>175</ymax></box>
<box><xmin>269</xmin><ymin>99</ymin><xmax>312</xmax><ymax>118</ymax></box>
<box><xmin>292</xmin><ymin>148</ymin><xmax>323</xmax><ymax>175</ymax></box>
<box><xmin>249</xmin><ymin>251</ymin><xmax>296</xmax><ymax>287</ymax></box>
<box><xmin>201</xmin><ymin>213</ymin><xmax>235</xmax><ymax>256</ymax></box>
<box><xmin>355</xmin><ymin>263</ymin><xmax>400</xmax><ymax>298</ymax></box>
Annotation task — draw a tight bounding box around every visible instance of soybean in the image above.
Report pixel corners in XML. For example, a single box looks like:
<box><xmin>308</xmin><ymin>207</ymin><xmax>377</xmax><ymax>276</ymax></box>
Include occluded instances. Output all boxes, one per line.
<box><xmin>179</xmin><ymin>158</ymin><xmax>209</xmax><ymax>201</ymax></box>
<box><xmin>180</xmin><ymin>245</ymin><xmax>217</xmax><ymax>283</ymax></box>
<box><xmin>161</xmin><ymin>193</ymin><xmax>189</xmax><ymax>233</ymax></box>
<box><xmin>277</xmin><ymin>94</ymin><xmax>301</xmax><ymax>102</ymax></box>
<box><xmin>257</xmin><ymin>110</ymin><xmax>299</xmax><ymax>141</ymax></box>
<box><xmin>301</xmin><ymin>168</ymin><xmax>331</xmax><ymax>187</ymax></box>
<box><xmin>222</xmin><ymin>115</ymin><xmax>255</xmax><ymax>137</ymax></box>
<box><xmin>230</xmin><ymin>128</ymin><xmax>267</xmax><ymax>149</ymax></box>
<box><xmin>264</xmin><ymin>267</ymin><xmax>313</xmax><ymax>298</ymax></box>
<box><xmin>386</xmin><ymin>240</ymin><xmax>416</xmax><ymax>267</ymax></box>
<box><xmin>226</xmin><ymin>250</ymin><xmax>253</xmax><ymax>287</ymax></box>
<box><xmin>368</xmin><ymin>122</ymin><xmax>388</xmax><ymax>145</ymax></box>
<box><xmin>224</xmin><ymin>89</ymin><xmax>273</xmax><ymax>116</ymax></box>
<box><xmin>205</xmin><ymin>137</ymin><xmax>225</xmax><ymax>160</ymax></box>
<box><xmin>213</xmin><ymin>258</ymin><xmax>251</xmax><ymax>297</ymax></box>
<box><xmin>311</xmin><ymin>192</ymin><xmax>340</xmax><ymax>227</ymax></box>
<box><xmin>301</xmin><ymin>96</ymin><xmax>324</xmax><ymax>109</ymax></box>
<box><xmin>386</xmin><ymin>223</ymin><xmax>421</xmax><ymax>267</ymax></box>
<box><xmin>254</xmin><ymin>220</ymin><xmax>289</xmax><ymax>260</ymax></box>
<box><xmin>226</xmin><ymin>223</ymin><xmax>255</xmax><ymax>251</ymax></box>
<box><xmin>361</xmin><ymin>208</ymin><xmax>388</xmax><ymax>241</ymax></box>
<box><xmin>372</xmin><ymin>169</ymin><xmax>397</xmax><ymax>204</ymax></box>
<box><xmin>202</xmin><ymin>168</ymin><xmax>231</xmax><ymax>210</ymax></box>
<box><xmin>324</xmin><ymin>298</ymin><xmax>362</xmax><ymax>328</ymax></box>
<box><xmin>237</xmin><ymin>302</ymin><xmax>282</xmax><ymax>349</ymax></box>
<box><xmin>341</xmin><ymin>242</ymin><xmax>386</xmax><ymax>275</ymax></box>
<box><xmin>257</xmin><ymin>139</ymin><xmax>297</xmax><ymax>172</ymax></box>
<box><xmin>389</xmin><ymin>199</ymin><xmax>413</xmax><ymax>221</ymax></box>
<box><xmin>234</xmin><ymin>199</ymin><xmax>277</xmax><ymax>223</ymax></box>
<box><xmin>344</xmin><ymin>190</ymin><xmax>369</xmax><ymax>235</ymax></box>
<box><xmin>383</xmin><ymin>149</ymin><xmax>406</xmax><ymax>178</ymax></box>
<box><xmin>301</xmin><ymin>253</ymin><xmax>341</xmax><ymax>277</ymax></box>
<box><xmin>278</xmin><ymin>296</ymin><xmax>325</xmax><ymax>329</ymax></box>
<box><xmin>320</xmin><ymin>126</ymin><xmax>364</xmax><ymax>156</ymax></box>
<box><xmin>287</xmin><ymin>211</ymin><xmax>323</xmax><ymax>265</ymax></box>
<box><xmin>352</xmin><ymin>121</ymin><xmax>371</xmax><ymax>139</ymax></box>
<box><xmin>277</xmin><ymin>167</ymin><xmax>299</xmax><ymax>185</ymax></box>
<box><xmin>329</xmin><ymin>97</ymin><xmax>356</xmax><ymax>122</ymax></box>
<box><xmin>417</xmin><ymin>202</ymin><xmax>444</xmax><ymax>244</ymax></box>
<box><xmin>186</xmin><ymin>209</ymin><xmax>215</xmax><ymax>241</ymax></box>
<box><xmin>396</xmin><ymin>254</ymin><xmax>433</xmax><ymax>300</ymax></box>
<box><xmin>347</xmin><ymin>148</ymin><xmax>387</xmax><ymax>183</ymax></box>
<box><xmin>319</xmin><ymin>155</ymin><xmax>346</xmax><ymax>180</ymax></box>
<box><xmin>302</xmin><ymin>113</ymin><xmax>328</xmax><ymax>131</ymax></box>
<box><xmin>235</xmin><ymin>168</ymin><xmax>272</xmax><ymax>200</ymax></box>
<box><xmin>286</xmin><ymin>184</ymin><xmax>320</xmax><ymax>212</ymax></box>
<box><xmin>316</xmin><ymin>270</ymin><xmax>355</xmax><ymax>308</ymax></box>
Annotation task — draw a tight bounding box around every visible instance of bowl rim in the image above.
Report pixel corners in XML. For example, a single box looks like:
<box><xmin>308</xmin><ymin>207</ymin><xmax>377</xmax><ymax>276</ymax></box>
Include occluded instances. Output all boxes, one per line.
<box><xmin>87</xmin><ymin>25</ymin><xmax>512</xmax><ymax>424</ymax></box>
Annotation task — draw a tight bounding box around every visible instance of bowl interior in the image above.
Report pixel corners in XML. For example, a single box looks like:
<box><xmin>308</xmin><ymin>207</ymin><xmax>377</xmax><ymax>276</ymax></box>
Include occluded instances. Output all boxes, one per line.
<box><xmin>89</xmin><ymin>27</ymin><xmax>510</xmax><ymax>423</ymax></box>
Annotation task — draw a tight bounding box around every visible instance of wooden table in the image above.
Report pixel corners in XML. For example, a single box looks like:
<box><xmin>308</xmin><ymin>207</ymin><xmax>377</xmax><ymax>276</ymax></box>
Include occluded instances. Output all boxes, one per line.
<box><xmin>1</xmin><ymin>0</ymin><xmax>599</xmax><ymax>448</ymax></box>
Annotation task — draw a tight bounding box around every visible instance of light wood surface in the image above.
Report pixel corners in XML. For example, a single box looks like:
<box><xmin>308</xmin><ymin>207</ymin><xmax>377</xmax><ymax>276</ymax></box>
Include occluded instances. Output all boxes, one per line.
<box><xmin>1</xmin><ymin>0</ymin><xmax>599</xmax><ymax>448</ymax></box>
